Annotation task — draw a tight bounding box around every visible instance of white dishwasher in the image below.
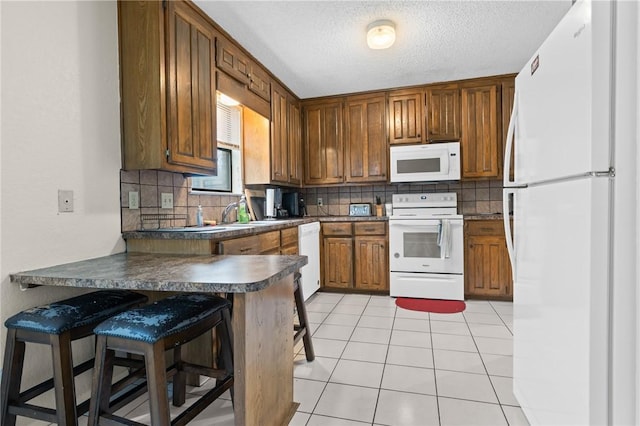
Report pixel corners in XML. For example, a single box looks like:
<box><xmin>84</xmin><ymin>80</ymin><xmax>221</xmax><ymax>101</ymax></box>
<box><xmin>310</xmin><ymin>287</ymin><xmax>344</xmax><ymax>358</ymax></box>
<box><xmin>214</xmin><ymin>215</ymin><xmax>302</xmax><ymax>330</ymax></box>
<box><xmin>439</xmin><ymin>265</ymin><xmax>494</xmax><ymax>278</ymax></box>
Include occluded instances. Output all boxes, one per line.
<box><xmin>297</xmin><ymin>222</ymin><xmax>320</xmax><ymax>301</ymax></box>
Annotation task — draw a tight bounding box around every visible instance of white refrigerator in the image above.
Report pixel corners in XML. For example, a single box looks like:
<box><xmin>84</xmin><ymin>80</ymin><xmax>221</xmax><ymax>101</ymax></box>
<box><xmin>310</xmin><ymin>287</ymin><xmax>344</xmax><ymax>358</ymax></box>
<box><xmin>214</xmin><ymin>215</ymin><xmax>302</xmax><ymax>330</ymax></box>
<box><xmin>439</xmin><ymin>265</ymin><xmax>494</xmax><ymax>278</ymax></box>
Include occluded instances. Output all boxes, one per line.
<box><xmin>503</xmin><ymin>1</ymin><xmax>638</xmax><ymax>425</ymax></box>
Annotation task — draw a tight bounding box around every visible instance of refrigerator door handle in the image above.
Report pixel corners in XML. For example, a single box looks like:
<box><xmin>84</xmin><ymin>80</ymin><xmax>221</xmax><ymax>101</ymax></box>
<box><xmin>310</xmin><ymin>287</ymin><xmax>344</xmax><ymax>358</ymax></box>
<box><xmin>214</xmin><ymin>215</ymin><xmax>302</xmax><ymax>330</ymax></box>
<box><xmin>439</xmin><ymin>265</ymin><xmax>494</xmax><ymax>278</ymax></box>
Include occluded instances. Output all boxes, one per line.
<box><xmin>503</xmin><ymin>91</ymin><xmax>518</xmax><ymax>187</ymax></box>
<box><xmin>503</xmin><ymin>189</ymin><xmax>516</xmax><ymax>280</ymax></box>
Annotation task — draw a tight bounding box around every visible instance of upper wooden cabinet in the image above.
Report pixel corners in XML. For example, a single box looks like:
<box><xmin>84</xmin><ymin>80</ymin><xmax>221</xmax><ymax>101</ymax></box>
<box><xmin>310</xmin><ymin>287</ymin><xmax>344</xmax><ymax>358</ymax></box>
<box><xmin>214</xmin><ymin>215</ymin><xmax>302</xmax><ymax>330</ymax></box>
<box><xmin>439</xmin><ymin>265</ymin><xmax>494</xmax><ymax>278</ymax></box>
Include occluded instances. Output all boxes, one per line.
<box><xmin>344</xmin><ymin>94</ymin><xmax>387</xmax><ymax>183</ymax></box>
<box><xmin>216</xmin><ymin>36</ymin><xmax>270</xmax><ymax>102</ymax></box>
<box><xmin>460</xmin><ymin>83</ymin><xmax>500</xmax><ymax>178</ymax></box>
<box><xmin>388</xmin><ymin>89</ymin><xmax>425</xmax><ymax>145</ymax></box>
<box><xmin>118</xmin><ymin>0</ymin><xmax>217</xmax><ymax>175</ymax></box>
<box><xmin>243</xmin><ymin>82</ymin><xmax>301</xmax><ymax>187</ymax></box>
<box><xmin>269</xmin><ymin>82</ymin><xmax>302</xmax><ymax>186</ymax></box>
<box><xmin>303</xmin><ymin>99</ymin><xmax>344</xmax><ymax>185</ymax></box>
<box><xmin>426</xmin><ymin>85</ymin><xmax>461</xmax><ymax>142</ymax></box>
<box><xmin>502</xmin><ymin>78</ymin><xmax>516</xmax><ymax>180</ymax></box>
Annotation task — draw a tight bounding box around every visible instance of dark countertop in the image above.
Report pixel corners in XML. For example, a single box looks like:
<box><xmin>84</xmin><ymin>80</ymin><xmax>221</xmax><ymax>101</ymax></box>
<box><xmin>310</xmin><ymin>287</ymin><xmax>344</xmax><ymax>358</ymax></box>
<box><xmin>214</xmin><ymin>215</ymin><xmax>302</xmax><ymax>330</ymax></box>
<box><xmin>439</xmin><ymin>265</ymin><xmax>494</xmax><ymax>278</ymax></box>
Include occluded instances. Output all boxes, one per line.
<box><xmin>10</xmin><ymin>253</ymin><xmax>308</xmax><ymax>293</ymax></box>
<box><xmin>464</xmin><ymin>214</ymin><xmax>505</xmax><ymax>221</ymax></box>
<box><xmin>122</xmin><ymin>216</ymin><xmax>388</xmax><ymax>240</ymax></box>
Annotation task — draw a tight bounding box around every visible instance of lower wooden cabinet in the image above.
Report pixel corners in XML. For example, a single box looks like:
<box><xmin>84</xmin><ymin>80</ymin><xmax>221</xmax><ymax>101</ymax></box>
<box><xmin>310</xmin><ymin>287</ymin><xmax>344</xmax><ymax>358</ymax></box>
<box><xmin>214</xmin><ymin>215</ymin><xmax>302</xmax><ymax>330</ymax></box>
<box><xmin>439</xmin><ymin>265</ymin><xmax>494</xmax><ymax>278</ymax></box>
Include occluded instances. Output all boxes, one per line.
<box><xmin>216</xmin><ymin>228</ymin><xmax>297</xmax><ymax>255</ymax></box>
<box><xmin>464</xmin><ymin>220</ymin><xmax>512</xmax><ymax>299</ymax></box>
<box><xmin>321</xmin><ymin>221</ymin><xmax>388</xmax><ymax>292</ymax></box>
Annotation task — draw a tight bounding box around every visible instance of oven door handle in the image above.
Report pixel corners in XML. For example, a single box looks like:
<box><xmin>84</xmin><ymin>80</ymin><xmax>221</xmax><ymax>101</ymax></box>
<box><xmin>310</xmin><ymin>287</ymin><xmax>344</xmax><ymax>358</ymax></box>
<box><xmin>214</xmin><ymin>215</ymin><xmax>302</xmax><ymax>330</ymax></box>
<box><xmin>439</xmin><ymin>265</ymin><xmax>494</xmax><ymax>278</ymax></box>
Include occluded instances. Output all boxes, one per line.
<box><xmin>439</xmin><ymin>219</ymin><xmax>451</xmax><ymax>259</ymax></box>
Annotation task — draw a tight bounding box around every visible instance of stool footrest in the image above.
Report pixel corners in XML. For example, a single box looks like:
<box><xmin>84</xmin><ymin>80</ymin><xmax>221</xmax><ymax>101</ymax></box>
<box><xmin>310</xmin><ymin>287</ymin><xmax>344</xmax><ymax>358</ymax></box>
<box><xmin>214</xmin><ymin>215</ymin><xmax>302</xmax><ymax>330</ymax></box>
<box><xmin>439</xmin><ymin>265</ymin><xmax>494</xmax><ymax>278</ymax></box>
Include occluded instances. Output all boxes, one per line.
<box><xmin>8</xmin><ymin>403</ymin><xmax>56</xmax><ymax>424</ymax></box>
<box><xmin>171</xmin><ymin>376</ymin><xmax>233</xmax><ymax>426</ymax></box>
<box><xmin>181</xmin><ymin>363</ymin><xmax>231</xmax><ymax>381</ymax></box>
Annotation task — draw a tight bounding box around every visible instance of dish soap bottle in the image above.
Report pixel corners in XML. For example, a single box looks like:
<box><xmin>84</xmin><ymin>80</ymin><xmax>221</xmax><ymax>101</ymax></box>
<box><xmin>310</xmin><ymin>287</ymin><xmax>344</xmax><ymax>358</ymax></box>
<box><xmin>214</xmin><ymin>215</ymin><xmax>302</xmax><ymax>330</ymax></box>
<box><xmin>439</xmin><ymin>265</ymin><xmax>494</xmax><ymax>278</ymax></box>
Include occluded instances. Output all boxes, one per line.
<box><xmin>196</xmin><ymin>205</ymin><xmax>204</xmax><ymax>227</ymax></box>
<box><xmin>237</xmin><ymin>195</ymin><xmax>250</xmax><ymax>224</ymax></box>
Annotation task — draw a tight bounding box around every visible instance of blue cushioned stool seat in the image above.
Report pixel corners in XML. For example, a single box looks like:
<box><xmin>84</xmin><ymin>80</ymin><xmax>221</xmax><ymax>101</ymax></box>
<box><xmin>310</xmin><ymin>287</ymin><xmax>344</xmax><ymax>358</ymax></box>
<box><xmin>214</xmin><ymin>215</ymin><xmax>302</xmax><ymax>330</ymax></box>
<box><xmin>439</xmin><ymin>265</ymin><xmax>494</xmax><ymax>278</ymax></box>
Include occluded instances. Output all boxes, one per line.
<box><xmin>5</xmin><ymin>289</ymin><xmax>149</xmax><ymax>334</ymax></box>
<box><xmin>1</xmin><ymin>290</ymin><xmax>148</xmax><ymax>426</ymax></box>
<box><xmin>88</xmin><ymin>293</ymin><xmax>234</xmax><ymax>426</ymax></box>
<box><xmin>94</xmin><ymin>293</ymin><xmax>231</xmax><ymax>343</ymax></box>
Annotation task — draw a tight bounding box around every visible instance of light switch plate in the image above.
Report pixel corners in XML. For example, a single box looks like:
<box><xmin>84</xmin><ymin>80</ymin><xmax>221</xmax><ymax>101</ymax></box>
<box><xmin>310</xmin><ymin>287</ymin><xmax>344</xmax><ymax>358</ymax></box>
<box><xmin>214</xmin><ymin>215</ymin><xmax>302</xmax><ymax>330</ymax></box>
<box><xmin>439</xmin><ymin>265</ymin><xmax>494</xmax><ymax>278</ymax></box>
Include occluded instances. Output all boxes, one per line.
<box><xmin>128</xmin><ymin>191</ymin><xmax>139</xmax><ymax>209</ymax></box>
<box><xmin>58</xmin><ymin>190</ymin><xmax>74</xmax><ymax>213</ymax></box>
<box><xmin>161</xmin><ymin>192</ymin><xmax>173</xmax><ymax>209</ymax></box>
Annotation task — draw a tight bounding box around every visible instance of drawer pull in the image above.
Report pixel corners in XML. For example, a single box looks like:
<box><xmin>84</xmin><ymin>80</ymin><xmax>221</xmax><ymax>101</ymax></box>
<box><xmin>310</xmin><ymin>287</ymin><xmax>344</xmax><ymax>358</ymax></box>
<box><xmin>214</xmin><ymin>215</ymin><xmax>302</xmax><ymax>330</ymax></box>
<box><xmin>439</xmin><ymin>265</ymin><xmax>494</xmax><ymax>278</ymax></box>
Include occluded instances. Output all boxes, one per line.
<box><xmin>240</xmin><ymin>248</ymin><xmax>252</xmax><ymax>253</ymax></box>
<box><xmin>364</xmin><ymin>228</ymin><xmax>375</xmax><ymax>232</ymax></box>
<box><xmin>480</xmin><ymin>228</ymin><xmax>494</xmax><ymax>232</ymax></box>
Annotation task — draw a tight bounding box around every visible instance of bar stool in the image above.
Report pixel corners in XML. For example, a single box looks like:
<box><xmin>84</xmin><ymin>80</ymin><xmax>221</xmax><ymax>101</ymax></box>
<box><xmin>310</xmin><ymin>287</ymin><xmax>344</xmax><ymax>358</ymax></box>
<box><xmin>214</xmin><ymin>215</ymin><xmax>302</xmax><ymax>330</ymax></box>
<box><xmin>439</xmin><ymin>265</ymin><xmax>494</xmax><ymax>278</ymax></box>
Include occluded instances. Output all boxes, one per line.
<box><xmin>88</xmin><ymin>293</ymin><xmax>234</xmax><ymax>426</ymax></box>
<box><xmin>293</xmin><ymin>272</ymin><xmax>315</xmax><ymax>361</ymax></box>
<box><xmin>1</xmin><ymin>289</ymin><xmax>148</xmax><ymax>426</ymax></box>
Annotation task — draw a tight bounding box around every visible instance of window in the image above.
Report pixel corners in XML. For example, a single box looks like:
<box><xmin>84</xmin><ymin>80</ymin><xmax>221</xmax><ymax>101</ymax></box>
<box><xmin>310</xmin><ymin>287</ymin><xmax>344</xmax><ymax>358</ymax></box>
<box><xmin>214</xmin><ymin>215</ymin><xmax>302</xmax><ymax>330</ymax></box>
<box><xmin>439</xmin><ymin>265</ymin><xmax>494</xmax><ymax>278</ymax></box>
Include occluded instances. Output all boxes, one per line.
<box><xmin>191</xmin><ymin>98</ymin><xmax>243</xmax><ymax>193</ymax></box>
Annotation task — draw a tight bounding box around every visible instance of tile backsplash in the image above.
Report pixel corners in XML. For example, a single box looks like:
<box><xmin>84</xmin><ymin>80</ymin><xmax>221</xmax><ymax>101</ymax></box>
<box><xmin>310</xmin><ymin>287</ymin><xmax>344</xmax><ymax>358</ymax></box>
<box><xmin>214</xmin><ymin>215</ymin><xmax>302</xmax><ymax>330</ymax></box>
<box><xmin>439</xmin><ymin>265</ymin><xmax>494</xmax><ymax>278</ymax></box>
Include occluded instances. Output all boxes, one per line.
<box><xmin>120</xmin><ymin>170</ymin><xmax>504</xmax><ymax>231</ymax></box>
<box><xmin>120</xmin><ymin>170</ymin><xmax>240</xmax><ymax>232</ymax></box>
<box><xmin>300</xmin><ymin>180</ymin><xmax>504</xmax><ymax>217</ymax></box>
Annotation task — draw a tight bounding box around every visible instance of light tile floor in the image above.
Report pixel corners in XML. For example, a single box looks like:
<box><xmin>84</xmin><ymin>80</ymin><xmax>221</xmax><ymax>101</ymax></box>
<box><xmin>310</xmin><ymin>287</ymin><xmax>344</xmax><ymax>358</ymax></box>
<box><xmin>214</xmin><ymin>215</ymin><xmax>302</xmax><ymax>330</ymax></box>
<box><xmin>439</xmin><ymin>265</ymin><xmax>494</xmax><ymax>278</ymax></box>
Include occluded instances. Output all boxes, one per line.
<box><xmin>16</xmin><ymin>293</ymin><xmax>528</xmax><ymax>426</ymax></box>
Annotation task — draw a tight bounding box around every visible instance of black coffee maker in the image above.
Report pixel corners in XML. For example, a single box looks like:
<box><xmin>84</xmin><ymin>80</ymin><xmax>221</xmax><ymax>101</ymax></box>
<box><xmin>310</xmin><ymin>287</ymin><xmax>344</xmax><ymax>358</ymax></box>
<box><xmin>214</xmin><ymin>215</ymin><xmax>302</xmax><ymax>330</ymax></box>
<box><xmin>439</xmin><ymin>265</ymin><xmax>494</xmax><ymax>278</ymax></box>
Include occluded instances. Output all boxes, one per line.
<box><xmin>282</xmin><ymin>192</ymin><xmax>307</xmax><ymax>217</ymax></box>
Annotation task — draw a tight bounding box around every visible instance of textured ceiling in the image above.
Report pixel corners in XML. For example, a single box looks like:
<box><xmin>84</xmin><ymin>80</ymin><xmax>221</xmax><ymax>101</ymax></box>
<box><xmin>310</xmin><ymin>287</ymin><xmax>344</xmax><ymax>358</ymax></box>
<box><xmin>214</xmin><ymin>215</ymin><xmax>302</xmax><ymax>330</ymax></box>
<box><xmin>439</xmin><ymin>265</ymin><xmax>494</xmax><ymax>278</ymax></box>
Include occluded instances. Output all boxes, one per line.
<box><xmin>194</xmin><ymin>1</ymin><xmax>572</xmax><ymax>99</ymax></box>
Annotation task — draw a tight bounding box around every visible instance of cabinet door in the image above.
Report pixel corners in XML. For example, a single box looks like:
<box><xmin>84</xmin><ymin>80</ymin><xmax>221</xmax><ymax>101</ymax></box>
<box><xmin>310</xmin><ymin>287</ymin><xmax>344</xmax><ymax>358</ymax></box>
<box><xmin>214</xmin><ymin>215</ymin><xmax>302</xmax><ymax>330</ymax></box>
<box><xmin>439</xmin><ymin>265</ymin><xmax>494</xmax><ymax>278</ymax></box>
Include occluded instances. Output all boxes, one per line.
<box><xmin>166</xmin><ymin>1</ymin><xmax>217</xmax><ymax>172</ymax></box>
<box><xmin>271</xmin><ymin>83</ymin><xmax>289</xmax><ymax>184</ymax></box>
<box><xmin>216</xmin><ymin>36</ymin><xmax>250</xmax><ymax>85</ymax></box>
<box><xmin>465</xmin><ymin>234</ymin><xmax>512</xmax><ymax>298</ymax></box>
<box><xmin>426</xmin><ymin>86</ymin><xmax>461</xmax><ymax>142</ymax></box>
<box><xmin>323</xmin><ymin>237</ymin><xmax>353</xmax><ymax>288</ymax></box>
<box><xmin>344</xmin><ymin>94</ymin><xmax>387</xmax><ymax>183</ymax></box>
<box><xmin>388</xmin><ymin>90</ymin><xmax>424</xmax><ymax>145</ymax></box>
<box><xmin>502</xmin><ymin>78</ymin><xmax>515</xmax><ymax>180</ymax></box>
<box><xmin>354</xmin><ymin>236</ymin><xmax>388</xmax><ymax>291</ymax></box>
<box><xmin>461</xmin><ymin>84</ymin><xmax>500</xmax><ymax>178</ymax></box>
<box><xmin>248</xmin><ymin>62</ymin><xmax>271</xmax><ymax>102</ymax></box>
<box><xmin>303</xmin><ymin>101</ymin><xmax>344</xmax><ymax>185</ymax></box>
<box><xmin>287</xmin><ymin>98</ymin><xmax>303</xmax><ymax>186</ymax></box>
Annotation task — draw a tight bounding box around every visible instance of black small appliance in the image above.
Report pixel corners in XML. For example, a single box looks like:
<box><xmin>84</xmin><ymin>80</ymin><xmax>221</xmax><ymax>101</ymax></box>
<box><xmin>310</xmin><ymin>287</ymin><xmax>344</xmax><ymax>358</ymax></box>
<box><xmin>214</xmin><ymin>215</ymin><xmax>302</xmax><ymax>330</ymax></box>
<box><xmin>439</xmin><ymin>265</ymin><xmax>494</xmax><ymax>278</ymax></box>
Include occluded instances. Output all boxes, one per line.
<box><xmin>283</xmin><ymin>192</ymin><xmax>306</xmax><ymax>217</ymax></box>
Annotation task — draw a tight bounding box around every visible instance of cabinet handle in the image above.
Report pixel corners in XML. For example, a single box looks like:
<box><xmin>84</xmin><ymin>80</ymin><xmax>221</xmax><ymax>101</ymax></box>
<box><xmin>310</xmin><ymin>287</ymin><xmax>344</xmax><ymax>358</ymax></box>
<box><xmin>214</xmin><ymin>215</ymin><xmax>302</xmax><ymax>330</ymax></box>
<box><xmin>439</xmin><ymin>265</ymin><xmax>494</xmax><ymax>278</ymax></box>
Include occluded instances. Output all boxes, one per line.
<box><xmin>417</xmin><ymin>134</ymin><xmax>421</xmax><ymax>138</ymax></box>
<box><xmin>480</xmin><ymin>227</ymin><xmax>494</xmax><ymax>232</ymax></box>
<box><xmin>364</xmin><ymin>228</ymin><xmax>375</xmax><ymax>232</ymax></box>
<box><xmin>240</xmin><ymin>247</ymin><xmax>252</xmax><ymax>253</ymax></box>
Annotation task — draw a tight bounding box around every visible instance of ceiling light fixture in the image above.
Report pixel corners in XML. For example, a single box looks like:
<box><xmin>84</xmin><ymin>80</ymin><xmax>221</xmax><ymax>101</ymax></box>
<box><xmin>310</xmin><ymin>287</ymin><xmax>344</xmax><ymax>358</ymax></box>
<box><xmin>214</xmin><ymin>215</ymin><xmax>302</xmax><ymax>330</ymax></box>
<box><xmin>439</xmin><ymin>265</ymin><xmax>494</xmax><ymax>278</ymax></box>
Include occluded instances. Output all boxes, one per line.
<box><xmin>367</xmin><ymin>19</ymin><xmax>396</xmax><ymax>50</ymax></box>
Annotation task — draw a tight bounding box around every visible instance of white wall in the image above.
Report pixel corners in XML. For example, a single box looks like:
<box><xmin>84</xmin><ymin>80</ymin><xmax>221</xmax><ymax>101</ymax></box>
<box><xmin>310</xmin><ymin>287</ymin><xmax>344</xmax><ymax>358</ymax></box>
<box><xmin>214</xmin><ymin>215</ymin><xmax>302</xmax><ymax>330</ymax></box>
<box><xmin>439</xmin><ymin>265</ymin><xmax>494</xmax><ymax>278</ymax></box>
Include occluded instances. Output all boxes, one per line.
<box><xmin>0</xmin><ymin>0</ymin><xmax>124</xmax><ymax>399</ymax></box>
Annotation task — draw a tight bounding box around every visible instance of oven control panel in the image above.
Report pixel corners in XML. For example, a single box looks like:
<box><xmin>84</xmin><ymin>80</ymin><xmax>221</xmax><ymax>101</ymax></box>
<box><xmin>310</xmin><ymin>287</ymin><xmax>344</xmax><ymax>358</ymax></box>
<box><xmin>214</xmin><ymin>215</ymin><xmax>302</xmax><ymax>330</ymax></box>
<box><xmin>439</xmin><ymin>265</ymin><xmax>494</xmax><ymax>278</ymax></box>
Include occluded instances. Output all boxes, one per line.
<box><xmin>392</xmin><ymin>192</ymin><xmax>457</xmax><ymax>208</ymax></box>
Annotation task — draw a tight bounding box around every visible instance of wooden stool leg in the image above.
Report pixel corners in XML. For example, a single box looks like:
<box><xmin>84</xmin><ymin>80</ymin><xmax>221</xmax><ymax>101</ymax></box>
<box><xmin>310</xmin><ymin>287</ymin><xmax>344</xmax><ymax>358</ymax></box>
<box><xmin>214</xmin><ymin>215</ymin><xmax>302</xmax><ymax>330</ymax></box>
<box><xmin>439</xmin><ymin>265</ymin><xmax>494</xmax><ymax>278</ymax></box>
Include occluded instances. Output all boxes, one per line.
<box><xmin>145</xmin><ymin>341</ymin><xmax>171</xmax><ymax>426</ymax></box>
<box><xmin>50</xmin><ymin>332</ymin><xmax>78</xmax><ymax>426</ymax></box>
<box><xmin>294</xmin><ymin>283</ymin><xmax>315</xmax><ymax>361</ymax></box>
<box><xmin>1</xmin><ymin>329</ymin><xmax>24</xmax><ymax>426</ymax></box>
<box><xmin>172</xmin><ymin>345</ymin><xmax>186</xmax><ymax>407</ymax></box>
<box><xmin>88</xmin><ymin>336</ymin><xmax>115</xmax><ymax>426</ymax></box>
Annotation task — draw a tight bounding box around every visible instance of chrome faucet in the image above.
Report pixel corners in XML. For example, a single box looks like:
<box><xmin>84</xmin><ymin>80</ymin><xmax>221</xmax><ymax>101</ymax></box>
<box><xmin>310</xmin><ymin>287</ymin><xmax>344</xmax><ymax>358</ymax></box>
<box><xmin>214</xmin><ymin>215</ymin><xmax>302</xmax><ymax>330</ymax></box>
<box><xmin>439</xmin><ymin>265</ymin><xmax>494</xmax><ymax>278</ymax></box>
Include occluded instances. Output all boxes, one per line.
<box><xmin>221</xmin><ymin>201</ymin><xmax>238</xmax><ymax>223</ymax></box>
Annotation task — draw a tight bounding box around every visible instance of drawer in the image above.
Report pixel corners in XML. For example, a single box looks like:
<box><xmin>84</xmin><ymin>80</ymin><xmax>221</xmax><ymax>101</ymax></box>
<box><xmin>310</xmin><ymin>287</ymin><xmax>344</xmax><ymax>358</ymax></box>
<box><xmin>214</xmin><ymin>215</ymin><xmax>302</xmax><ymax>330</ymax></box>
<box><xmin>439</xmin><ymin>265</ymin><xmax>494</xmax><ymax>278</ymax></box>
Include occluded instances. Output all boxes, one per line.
<box><xmin>322</xmin><ymin>222</ymin><xmax>353</xmax><ymax>236</ymax></box>
<box><xmin>258</xmin><ymin>230</ymin><xmax>281</xmax><ymax>253</ymax></box>
<box><xmin>354</xmin><ymin>222</ymin><xmax>386</xmax><ymax>236</ymax></box>
<box><xmin>280</xmin><ymin>227</ymin><xmax>298</xmax><ymax>248</ymax></box>
<box><xmin>219</xmin><ymin>235</ymin><xmax>260</xmax><ymax>255</ymax></box>
<box><xmin>465</xmin><ymin>220</ymin><xmax>506</xmax><ymax>236</ymax></box>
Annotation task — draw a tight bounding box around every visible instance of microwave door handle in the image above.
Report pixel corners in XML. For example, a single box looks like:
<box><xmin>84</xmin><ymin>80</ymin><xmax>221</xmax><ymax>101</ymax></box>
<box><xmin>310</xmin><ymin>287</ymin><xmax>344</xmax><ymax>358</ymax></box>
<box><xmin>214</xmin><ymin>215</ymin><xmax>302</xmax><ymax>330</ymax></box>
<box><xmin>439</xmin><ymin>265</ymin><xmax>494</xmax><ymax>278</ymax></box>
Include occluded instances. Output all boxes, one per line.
<box><xmin>441</xmin><ymin>151</ymin><xmax>450</xmax><ymax>174</ymax></box>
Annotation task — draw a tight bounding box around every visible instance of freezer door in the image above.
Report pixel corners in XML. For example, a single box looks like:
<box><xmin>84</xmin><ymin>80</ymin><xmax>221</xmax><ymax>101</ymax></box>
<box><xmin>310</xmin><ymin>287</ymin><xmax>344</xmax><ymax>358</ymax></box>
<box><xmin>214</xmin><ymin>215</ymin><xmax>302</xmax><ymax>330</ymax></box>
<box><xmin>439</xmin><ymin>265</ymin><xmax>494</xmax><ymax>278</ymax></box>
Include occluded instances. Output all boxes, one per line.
<box><xmin>514</xmin><ymin>0</ymin><xmax>612</xmax><ymax>184</ymax></box>
<box><xmin>513</xmin><ymin>177</ymin><xmax>609</xmax><ymax>425</ymax></box>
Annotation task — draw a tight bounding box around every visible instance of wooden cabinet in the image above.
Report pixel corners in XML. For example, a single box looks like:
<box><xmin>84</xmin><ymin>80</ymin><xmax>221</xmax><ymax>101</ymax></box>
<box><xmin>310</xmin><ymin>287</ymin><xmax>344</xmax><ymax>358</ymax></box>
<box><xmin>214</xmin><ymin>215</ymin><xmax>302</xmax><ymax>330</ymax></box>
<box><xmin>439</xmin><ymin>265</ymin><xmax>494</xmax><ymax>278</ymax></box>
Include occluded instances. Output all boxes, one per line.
<box><xmin>464</xmin><ymin>220</ymin><xmax>512</xmax><ymax>299</ymax></box>
<box><xmin>388</xmin><ymin>89</ymin><xmax>425</xmax><ymax>145</ymax></box>
<box><xmin>344</xmin><ymin>94</ymin><xmax>387</xmax><ymax>183</ymax></box>
<box><xmin>502</xmin><ymin>78</ymin><xmax>516</xmax><ymax>180</ymax></box>
<box><xmin>118</xmin><ymin>0</ymin><xmax>217</xmax><ymax>175</ymax></box>
<box><xmin>216</xmin><ymin>36</ymin><xmax>270</xmax><ymax>102</ymax></box>
<box><xmin>269</xmin><ymin>82</ymin><xmax>302</xmax><ymax>186</ymax></box>
<box><xmin>216</xmin><ymin>228</ymin><xmax>296</xmax><ymax>255</ymax></box>
<box><xmin>321</xmin><ymin>222</ymin><xmax>388</xmax><ymax>292</ymax></box>
<box><xmin>288</xmin><ymin>98</ymin><xmax>303</xmax><ymax>186</ymax></box>
<box><xmin>460</xmin><ymin>84</ymin><xmax>501</xmax><ymax>178</ymax></box>
<box><xmin>303</xmin><ymin>100</ymin><xmax>344</xmax><ymax>185</ymax></box>
<box><xmin>426</xmin><ymin>85</ymin><xmax>461</xmax><ymax>142</ymax></box>
<box><xmin>280</xmin><ymin>227</ymin><xmax>299</xmax><ymax>255</ymax></box>
<box><xmin>353</xmin><ymin>223</ymin><xmax>388</xmax><ymax>291</ymax></box>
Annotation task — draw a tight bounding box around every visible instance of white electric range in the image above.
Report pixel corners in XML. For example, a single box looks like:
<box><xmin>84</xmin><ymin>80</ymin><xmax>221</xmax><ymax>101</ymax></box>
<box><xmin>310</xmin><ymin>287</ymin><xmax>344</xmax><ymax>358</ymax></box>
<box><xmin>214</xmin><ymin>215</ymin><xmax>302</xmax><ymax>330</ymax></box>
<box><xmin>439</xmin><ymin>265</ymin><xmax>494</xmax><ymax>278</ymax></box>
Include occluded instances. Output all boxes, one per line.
<box><xmin>389</xmin><ymin>192</ymin><xmax>464</xmax><ymax>300</ymax></box>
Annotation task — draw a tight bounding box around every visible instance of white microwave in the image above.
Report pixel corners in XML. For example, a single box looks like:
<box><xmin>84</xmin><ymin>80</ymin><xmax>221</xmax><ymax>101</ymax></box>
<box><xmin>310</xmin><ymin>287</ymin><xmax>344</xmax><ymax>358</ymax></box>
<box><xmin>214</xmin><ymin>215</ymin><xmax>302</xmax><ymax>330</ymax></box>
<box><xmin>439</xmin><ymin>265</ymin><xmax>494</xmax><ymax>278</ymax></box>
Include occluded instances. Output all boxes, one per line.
<box><xmin>390</xmin><ymin>142</ymin><xmax>461</xmax><ymax>183</ymax></box>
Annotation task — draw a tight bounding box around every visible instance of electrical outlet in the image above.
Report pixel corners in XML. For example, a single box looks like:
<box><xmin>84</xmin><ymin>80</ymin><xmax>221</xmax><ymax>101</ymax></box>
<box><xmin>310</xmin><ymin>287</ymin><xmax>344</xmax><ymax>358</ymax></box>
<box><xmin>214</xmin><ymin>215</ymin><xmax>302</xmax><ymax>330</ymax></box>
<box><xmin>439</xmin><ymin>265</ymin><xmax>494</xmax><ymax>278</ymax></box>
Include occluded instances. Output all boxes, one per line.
<box><xmin>317</xmin><ymin>197</ymin><xmax>323</xmax><ymax>206</ymax></box>
<box><xmin>58</xmin><ymin>190</ymin><xmax>74</xmax><ymax>213</ymax></box>
<box><xmin>161</xmin><ymin>192</ymin><xmax>173</xmax><ymax>209</ymax></box>
<box><xmin>128</xmin><ymin>191</ymin><xmax>139</xmax><ymax>209</ymax></box>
